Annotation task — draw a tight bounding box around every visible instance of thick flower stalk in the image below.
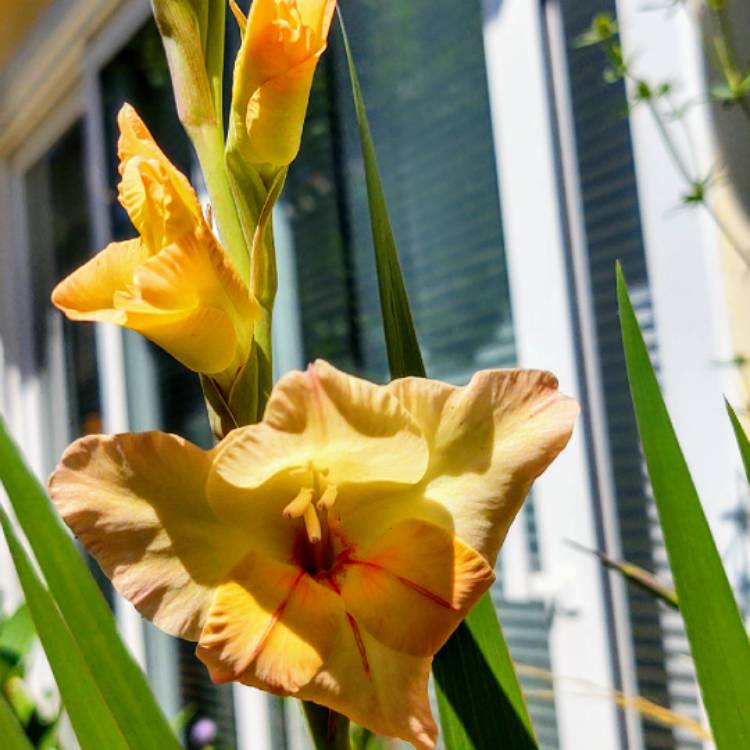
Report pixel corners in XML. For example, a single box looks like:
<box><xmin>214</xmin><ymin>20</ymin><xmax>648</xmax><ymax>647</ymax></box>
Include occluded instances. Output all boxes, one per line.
<box><xmin>49</xmin><ymin>360</ymin><xmax>578</xmax><ymax>748</ymax></box>
<box><xmin>220</xmin><ymin>0</ymin><xmax>337</xmax><ymax>410</ymax></box>
<box><xmin>51</xmin><ymin>104</ymin><xmax>259</xmax><ymax>394</ymax></box>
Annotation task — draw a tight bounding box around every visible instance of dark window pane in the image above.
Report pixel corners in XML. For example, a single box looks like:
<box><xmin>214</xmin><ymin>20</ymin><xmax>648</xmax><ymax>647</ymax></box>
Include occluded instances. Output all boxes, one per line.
<box><xmin>24</xmin><ymin>121</ymin><xmax>110</xmax><ymax>601</ymax></box>
<box><xmin>25</xmin><ymin>122</ymin><xmax>102</xmax><ymax>453</ymax></box>
<box><xmin>285</xmin><ymin>0</ymin><xmax>516</xmax><ymax>384</ymax></box>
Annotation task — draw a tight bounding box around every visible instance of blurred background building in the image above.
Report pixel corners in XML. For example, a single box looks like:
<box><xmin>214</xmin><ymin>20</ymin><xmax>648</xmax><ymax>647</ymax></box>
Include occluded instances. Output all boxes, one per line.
<box><xmin>0</xmin><ymin>1</ymin><xmax>748</xmax><ymax>749</ymax></box>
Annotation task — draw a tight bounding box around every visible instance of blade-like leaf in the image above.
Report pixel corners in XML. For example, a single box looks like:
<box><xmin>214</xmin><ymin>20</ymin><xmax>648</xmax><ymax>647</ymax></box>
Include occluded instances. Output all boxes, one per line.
<box><xmin>433</xmin><ymin>596</ymin><xmax>537</xmax><ymax>750</ymax></box>
<box><xmin>337</xmin><ymin>10</ymin><xmax>425</xmax><ymax>380</ymax></box>
<box><xmin>566</xmin><ymin>540</ymin><xmax>678</xmax><ymax>609</ymax></box>
<box><xmin>0</xmin><ymin>693</ymin><xmax>34</xmax><ymax>750</ymax></box>
<box><xmin>617</xmin><ymin>263</ymin><xmax>750</xmax><ymax>748</ymax></box>
<box><xmin>726</xmin><ymin>399</ymin><xmax>750</xmax><ymax>485</ymax></box>
<box><xmin>337</xmin><ymin>13</ymin><xmax>536</xmax><ymax>748</ymax></box>
<box><xmin>0</xmin><ymin>506</ymin><xmax>128</xmax><ymax>750</ymax></box>
<box><xmin>0</xmin><ymin>417</ymin><xmax>181</xmax><ymax>750</ymax></box>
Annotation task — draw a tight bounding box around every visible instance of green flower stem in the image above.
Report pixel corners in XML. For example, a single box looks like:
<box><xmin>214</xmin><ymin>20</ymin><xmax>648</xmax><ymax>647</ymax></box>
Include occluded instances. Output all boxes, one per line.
<box><xmin>253</xmin><ymin>309</ymin><xmax>274</xmax><ymax>422</ymax></box>
<box><xmin>152</xmin><ymin>0</ymin><xmax>248</xmax><ymax>278</ymax></box>
<box><xmin>203</xmin><ymin>0</ymin><xmax>226</xmax><ymax>127</ymax></box>
<box><xmin>302</xmin><ymin>701</ymin><xmax>351</xmax><ymax>750</ymax></box>
<box><xmin>191</xmin><ymin>124</ymin><xmax>251</xmax><ymax>281</ymax></box>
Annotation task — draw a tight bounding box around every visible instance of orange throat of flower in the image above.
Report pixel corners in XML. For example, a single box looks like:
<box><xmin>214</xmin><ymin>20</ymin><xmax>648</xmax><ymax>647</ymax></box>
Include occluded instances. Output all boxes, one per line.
<box><xmin>283</xmin><ymin>466</ymin><xmax>345</xmax><ymax>579</ymax></box>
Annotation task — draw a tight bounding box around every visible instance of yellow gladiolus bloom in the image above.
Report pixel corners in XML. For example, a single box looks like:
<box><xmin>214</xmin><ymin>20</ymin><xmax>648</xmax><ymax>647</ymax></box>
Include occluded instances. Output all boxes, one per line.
<box><xmin>51</xmin><ymin>104</ymin><xmax>259</xmax><ymax>386</ymax></box>
<box><xmin>49</xmin><ymin>361</ymin><xmax>578</xmax><ymax>748</ymax></box>
<box><xmin>230</xmin><ymin>0</ymin><xmax>337</xmax><ymax>168</ymax></box>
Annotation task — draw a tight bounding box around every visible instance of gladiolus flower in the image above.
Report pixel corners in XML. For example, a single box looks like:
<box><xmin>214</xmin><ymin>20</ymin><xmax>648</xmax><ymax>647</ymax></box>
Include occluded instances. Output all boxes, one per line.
<box><xmin>48</xmin><ymin>361</ymin><xmax>578</xmax><ymax>748</ymax></box>
<box><xmin>229</xmin><ymin>0</ymin><xmax>337</xmax><ymax>168</ymax></box>
<box><xmin>51</xmin><ymin>104</ymin><xmax>259</xmax><ymax>387</ymax></box>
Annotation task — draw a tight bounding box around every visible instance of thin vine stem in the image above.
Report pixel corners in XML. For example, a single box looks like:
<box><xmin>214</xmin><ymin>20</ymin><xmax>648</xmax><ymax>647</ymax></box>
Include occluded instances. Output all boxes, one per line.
<box><xmin>642</xmin><ymin>95</ymin><xmax>750</xmax><ymax>268</ymax></box>
<box><xmin>711</xmin><ymin>4</ymin><xmax>750</xmax><ymax>127</ymax></box>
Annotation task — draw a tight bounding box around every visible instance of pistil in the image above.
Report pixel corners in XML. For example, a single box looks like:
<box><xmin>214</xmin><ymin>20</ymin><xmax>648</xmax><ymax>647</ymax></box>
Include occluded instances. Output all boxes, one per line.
<box><xmin>302</xmin><ymin>504</ymin><xmax>322</xmax><ymax>544</ymax></box>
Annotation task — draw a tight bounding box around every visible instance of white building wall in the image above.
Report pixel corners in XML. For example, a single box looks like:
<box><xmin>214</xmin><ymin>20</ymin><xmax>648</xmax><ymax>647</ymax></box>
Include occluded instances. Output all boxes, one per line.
<box><xmin>482</xmin><ymin>2</ymin><xmax>623</xmax><ymax>748</ymax></box>
<box><xmin>616</xmin><ymin>5</ymin><xmax>744</xmax><ymax>746</ymax></box>
<box><xmin>616</xmin><ymin>0</ymin><xmax>741</xmax><ymax>559</ymax></box>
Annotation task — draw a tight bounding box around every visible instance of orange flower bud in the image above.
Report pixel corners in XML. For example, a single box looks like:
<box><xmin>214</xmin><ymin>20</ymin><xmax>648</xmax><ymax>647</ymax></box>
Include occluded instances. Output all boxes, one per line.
<box><xmin>229</xmin><ymin>0</ymin><xmax>337</xmax><ymax>168</ymax></box>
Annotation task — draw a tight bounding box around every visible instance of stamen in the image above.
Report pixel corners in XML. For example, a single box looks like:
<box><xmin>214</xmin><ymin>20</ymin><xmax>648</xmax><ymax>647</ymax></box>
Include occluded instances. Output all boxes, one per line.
<box><xmin>317</xmin><ymin>484</ymin><xmax>338</xmax><ymax>511</ymax></box>
<box><xmin>303</xmin><ymin>504</ymin><xmax>322</xmax><ymax>544</ymax></box>
<box><xmin>283</xmin><ymin>487</ymin><xmax>314</xmax><ymax>519</ymax></box>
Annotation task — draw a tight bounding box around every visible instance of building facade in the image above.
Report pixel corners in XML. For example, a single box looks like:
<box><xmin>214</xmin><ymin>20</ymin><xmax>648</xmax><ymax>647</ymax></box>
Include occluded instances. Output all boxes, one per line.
<box><xmin>1</xmin><ymin>1</ymin><xmax>746</xmax><ymax>749</ymax></box>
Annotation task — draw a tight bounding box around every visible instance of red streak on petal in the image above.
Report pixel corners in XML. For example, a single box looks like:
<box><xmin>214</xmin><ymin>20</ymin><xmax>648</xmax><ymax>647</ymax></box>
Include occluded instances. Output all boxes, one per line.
<box><xmin>321</xmin><ymin>573</ymin><xmax>342</xmax><ymax>595</ymax></box>
<box><xmin>249</xmin><ymin>570</ymin><xmax>305</xmax><ymax>664</ymax></box>
<box><xmin>347</xmin><ymin>558</ymin><xmax>459</xmax><ymax>611</ymax></box>
<box><xmin>346</xmin><ymin>612</ymin><xmax>370</xmax><ymax>676</ymax></box>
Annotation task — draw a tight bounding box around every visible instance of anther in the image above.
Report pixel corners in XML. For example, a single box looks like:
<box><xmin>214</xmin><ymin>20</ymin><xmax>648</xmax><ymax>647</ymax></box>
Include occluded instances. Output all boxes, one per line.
<box><xmin>303</xmin><ymin>504</ymin><xmax>322</xmax><ymax>544</ymax></box>
<box><xmin>283</xmin><ymin>487</ymin><xmax>314</xmax><ymax>519</ymax></box>
<box><xmin>317</xmin><ymin>484</ymin><xmax>338</xmax><ymax>511</ymax></box>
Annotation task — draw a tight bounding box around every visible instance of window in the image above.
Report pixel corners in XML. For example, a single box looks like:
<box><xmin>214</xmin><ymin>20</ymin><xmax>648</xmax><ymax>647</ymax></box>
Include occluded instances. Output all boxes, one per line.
<box><xmin>22</xmin><ymin>120</ymin><xmax>115</xmax><ymax>603</ymax></box>
<box><xmin>284</xmin><ymin>0</ymin><xmax>516</xmax><ymax>384</ymax></box>
<box><xmin>555</xmin><ymin>1</ymin><xmax>701</xmax><ymax>746</ymax></box>
<box><xmin>24</xmin><ymin>121</ymin><xmax>101</xmax><ymax>469</ymax></box>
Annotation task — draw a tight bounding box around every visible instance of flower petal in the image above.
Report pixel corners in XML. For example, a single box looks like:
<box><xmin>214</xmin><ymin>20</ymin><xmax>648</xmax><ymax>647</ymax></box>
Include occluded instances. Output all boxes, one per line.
<box><xmin>299</xmin><ymin>617</ymin><xmax>438</xmax><ymax>750</ymax></box>
<box><xmin>208</xmin><ymin>360</ymin><xmax>428</xmax><ymax>501</ymax></box>
<box><xmin>244</xmin><ymin>57</ymin><xmax>320</xmax><ymax>166</ymax></box>
<box><xmin>117</xmin><ymin>103</ymin><xmax>201</xmax><ymax>246</ymax></box>
<box><xmin>137</xmin><ymin>227</ymin><xmax>257</xmax><ymax>322</ymax></box>
<box><xmin>51</xmin><ymin>239</ymin><xmax>149</xmax><ymax>324</ymax></box>
<box><xmin>197</xmin><ymin>551</ymin><xmax>341</xmax><ymax>693</ymax></box>
<box><xmin>296</xmin><ymin>0</ymin><xmax>337</xmax><ymax>36</ymax></box>
<box><xmin>118</xmin><ymin>157</ymin><xmax>196</xmax><ymax>251</ymax></box>
<box><xmin>243</xmin><ymin>0</ymin><xmax>318</xmax><ymax>83</ymax></box>
<box><xmin>232</xmin><ymin>0</ymin><xmax>336</xmax><ymax>166</ymax></box>
<box><xmin>339</xmin><ymin>519</ymin><xmax>494</xmax><ymax>657</ymax></box>
<box><xmin>48</xmin><ymin>432</ymin><xmax>249</xmax><ymax>640</ymax></box>
<box><xmin>113</xmin><ymin>229</ymin><xmax>258</xmax><ymax>375</ymax></box>
<box><xmin>122</xmin><ymin>305</ymin><xmax>240</xmax><ymax>376</ymax></box>
<box><xmin>387</xmin><ymin>370</ymin><xmax>579</xmax><ymax>565</ymax></box>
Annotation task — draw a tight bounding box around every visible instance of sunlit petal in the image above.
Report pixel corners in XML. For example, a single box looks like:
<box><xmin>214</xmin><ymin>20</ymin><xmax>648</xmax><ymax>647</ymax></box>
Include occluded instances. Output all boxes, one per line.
<box><xmin>117</xmin><ymin>102</ymin><xmax>202</xmax><ymax>246</ymax></box>
<box><xmin>51</xmin><ymin>239</ymin><xmax>148</xmax><ymax>324</ymax></box>
<box><xmin>111</xmin><ymin>230</ymin><xmax>258</xmax><ymax>375</ymax></box>
<box><xmin>197</xmin><ymin>551</ymin><xmax>341</xmax><ymax>692</ymax></box>
<box><xmin>244</xmin><ymin>58</ymin><xmax>320</xmax><ymax>166</ymax></box>
<box><xmin>339</xmin><ymin>519</ymin><xmax>494</xmax><ymax>657</ymax></box>
<box><xmin>48</xmin><ymin>432</ymin><xmax>249</xmax><ymax>640</ymax></box>
<box><xmin>208</xmin><ymin>360</ymin><xmax>428</xmax><ymax>507</ymax></box>
<box><xmin>300</xmin><ymin>619</ymin><xmax>438</xmax><ymax>750</ymax></box>
<box><xmin>232</xmin><ymin>0</ymin><xmax>336</xmax><ymax>166</ymax></box>
<box><xmin>388</xmin><ymin>369</ymin><xmax>579</xmax><ymax>564</ymax></box>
